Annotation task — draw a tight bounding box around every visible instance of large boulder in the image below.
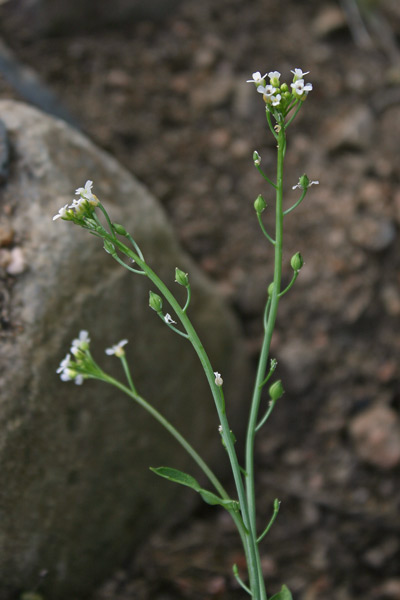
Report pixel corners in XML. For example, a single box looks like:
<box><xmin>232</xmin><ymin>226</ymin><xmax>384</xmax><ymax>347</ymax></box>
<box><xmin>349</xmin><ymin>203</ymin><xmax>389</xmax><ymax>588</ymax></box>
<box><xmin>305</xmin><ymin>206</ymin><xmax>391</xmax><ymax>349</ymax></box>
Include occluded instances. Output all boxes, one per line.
<box><xmin>0</xmin><ymin>101</ymin><xmax>250</xmax><ymax>599</ymax></box>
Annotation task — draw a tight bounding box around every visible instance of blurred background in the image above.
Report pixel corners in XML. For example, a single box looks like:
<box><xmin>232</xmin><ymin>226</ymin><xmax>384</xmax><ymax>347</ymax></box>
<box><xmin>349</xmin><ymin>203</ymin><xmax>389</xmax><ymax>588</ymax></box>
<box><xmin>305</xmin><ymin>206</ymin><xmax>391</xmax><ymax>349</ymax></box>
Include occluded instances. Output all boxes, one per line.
<box><xmin>0</xmin><ymin>0</ymin><xmax>400</xmax><ymax>598</ymax></box>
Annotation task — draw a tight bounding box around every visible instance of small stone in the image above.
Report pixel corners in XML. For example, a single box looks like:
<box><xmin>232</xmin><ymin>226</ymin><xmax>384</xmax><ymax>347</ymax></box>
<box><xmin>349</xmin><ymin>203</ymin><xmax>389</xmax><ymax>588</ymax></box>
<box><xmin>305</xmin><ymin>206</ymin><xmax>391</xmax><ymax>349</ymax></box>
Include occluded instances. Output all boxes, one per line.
<box><xmin>6</xmin><ymin>247</ymin><xmax>27</xmax><ymax>275</ymax></box>
<box><xmin>349</xmin><ymin>404</ymin><xmax>400</xmax><ymax>469</ymax></box>
<box><xmin>312</xmin><ymin>5</ymin><xmax>348</xmax><ymax>38</ymax></box>
<box><xmin>0</xmin><ymin>223</ymin><xmax>14</xmax><ymax>247</ymax></box>
<box><xmin>325</xmin><ymin>106</ymin><xmax>374</xmax><ymax>153</ymax></box>
<box><xmin>349</xmin><ymin>215</ymin><xmax>396</xmax><ymax>252</ymax></box>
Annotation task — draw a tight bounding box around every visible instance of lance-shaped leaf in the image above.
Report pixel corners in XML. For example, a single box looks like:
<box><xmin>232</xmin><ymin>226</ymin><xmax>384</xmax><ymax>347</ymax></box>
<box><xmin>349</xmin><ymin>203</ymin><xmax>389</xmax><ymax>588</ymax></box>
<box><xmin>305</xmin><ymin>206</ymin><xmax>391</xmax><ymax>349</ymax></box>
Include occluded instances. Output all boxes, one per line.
<box><xmin>270</xmin><ymin>584</ymin><xmax>293</xmax><ymax>600</ymax></box>
<box><xmin>150</xmin><ymin>467</ymin><xmax>238</xmax><ymax>511</ymax></box>
<box><xmin>199</xmin><ymin>489</ymin><xmax>239</xmax><ymax>511</ymax></box>
<box><xmin>150</xmin><ymin>467</ymin><xmax>201</xmax><ymax>492</ymax></box>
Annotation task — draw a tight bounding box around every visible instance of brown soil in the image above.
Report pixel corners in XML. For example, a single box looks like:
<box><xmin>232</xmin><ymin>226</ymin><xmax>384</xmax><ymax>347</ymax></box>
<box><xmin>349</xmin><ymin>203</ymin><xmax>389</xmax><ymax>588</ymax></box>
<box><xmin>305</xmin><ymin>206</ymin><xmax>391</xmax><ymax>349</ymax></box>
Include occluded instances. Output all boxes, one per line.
<box><xmin>1</xmin><ymin>0</ymin><xmax>400</xmax><ymax>598</ymax></box>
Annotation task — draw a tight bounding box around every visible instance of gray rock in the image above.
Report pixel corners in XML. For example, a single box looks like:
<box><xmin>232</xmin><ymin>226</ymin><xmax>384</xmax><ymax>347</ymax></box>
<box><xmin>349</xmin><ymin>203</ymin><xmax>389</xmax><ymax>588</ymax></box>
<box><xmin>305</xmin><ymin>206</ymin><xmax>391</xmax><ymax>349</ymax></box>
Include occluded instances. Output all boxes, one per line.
<box><xmin>0</xmin><ymin>101</ymin><xmax>250</xmax><ymax>599</ymax></box>
<box><xmin>2</xmin><ymin>0</ymin><xmax>183</xmax><ymax>36</ymax></box>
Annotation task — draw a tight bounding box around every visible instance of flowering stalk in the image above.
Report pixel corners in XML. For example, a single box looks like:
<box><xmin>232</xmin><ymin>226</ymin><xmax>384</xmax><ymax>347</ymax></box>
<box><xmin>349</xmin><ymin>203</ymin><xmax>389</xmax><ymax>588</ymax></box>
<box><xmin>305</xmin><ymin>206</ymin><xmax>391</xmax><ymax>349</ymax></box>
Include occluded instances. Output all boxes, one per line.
<box><xmin>53</xmin><ymin>67</ymin><xmax>318</xmax><ymax>600</ymax></box>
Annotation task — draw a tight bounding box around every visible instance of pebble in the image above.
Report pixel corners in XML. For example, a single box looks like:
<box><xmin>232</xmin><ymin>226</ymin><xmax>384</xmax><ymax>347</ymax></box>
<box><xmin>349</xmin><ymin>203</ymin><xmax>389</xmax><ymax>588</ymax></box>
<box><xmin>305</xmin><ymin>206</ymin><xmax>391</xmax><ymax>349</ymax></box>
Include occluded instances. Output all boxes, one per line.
<box><xmin>325</xmin><ymin>106</ymin><xmax>374</xmax><ymax>153</ymax></box>
<box><xmin>312</xmin><ymin>5</ymin><xmax>348</xmax><ymax>38</ymax></box>
<box><xmin>6</xmin><ymin>246</ymin><xmax>27</xmax><ymax>275</ymax></box>
<box><xmin>349</xmin><ymin>404</ymin><xmax>400</xmax><ymax>469</ymax></box>
<box><xmin>349</xmin><ymin>214</ymin><xmax>396</xmax><ymax>252</ymax></box>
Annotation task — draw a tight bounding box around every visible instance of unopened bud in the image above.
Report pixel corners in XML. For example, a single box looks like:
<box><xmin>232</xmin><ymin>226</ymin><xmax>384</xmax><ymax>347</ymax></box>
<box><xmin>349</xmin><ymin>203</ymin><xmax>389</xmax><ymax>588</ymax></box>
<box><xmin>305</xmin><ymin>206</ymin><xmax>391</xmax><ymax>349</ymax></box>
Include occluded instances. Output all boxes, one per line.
<box><xmin>299</xmin><ymin>174</ymin><xmax>309</xmax><ymax>189</ymax></box>
<box><xmin>113</xmin><ymin>223</ymin><xmax>127</xmax><ymax>236</ymax></box>
<box><xmin>290</xmin><ymin>252</ymin><xmax>304</xmax><ymax>271</ymax></box>
<box><xmin>214</xmin><ymin>371</ymin><xmax>223</xmax><ymax>386</ymax></box>
<box><xmin>280</xmin><ymin>83</ymin><xmax>289</xmax><ymax>93</ymax></box>
<box><xmin>175</xmin><ymin>267</ymin><xmax>189</xmax><ymax>287</ymax></box>
<box><xmin>103</xmin><ymin>240</ymin><xmax>116</xmax><ymax>255</ymax></box>
<box><xmin>254</xmin><ymin>194</ymin><xmax>267</xmax><ymax>214</ymax></box>
<box><xmin>269</xmin><ymin>380</ymin><xmax>284</xmax><ymax>401</ymax></box>
<box><xmin>253</xmin><ymin>150</ymin><xmax>261</xmax><ymax>166</ymax></box>
<box><xmin>149</xmin><ymin>291</ymin><xmax>163</xmax><ymax>312</ymax></box>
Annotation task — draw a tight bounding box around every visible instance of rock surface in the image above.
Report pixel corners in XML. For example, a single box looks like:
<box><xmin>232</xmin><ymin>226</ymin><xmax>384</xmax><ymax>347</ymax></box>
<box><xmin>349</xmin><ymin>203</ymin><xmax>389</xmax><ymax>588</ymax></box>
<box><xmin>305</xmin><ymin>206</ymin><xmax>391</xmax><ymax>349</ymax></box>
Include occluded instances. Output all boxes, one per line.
<box><xmin>0</xmin><ymin>100</ymin><xmax>249</xmax><ymax>599</ymax></box>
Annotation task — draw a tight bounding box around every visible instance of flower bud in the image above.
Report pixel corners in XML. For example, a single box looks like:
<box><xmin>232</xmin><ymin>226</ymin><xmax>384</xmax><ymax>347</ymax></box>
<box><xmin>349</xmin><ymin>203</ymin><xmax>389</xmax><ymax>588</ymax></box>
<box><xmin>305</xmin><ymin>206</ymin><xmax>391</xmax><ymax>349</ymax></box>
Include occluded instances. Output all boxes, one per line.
<box><xmin>254</xmin><ymin>194</ymin><xmax>267</xmax><ymax>214</ymax></box>
<box><xmin>103</xmin><ymin>240</ymin><xmax>116</xmax><ymax>255</ymax></box>
<box><xmin>290</xmin><ymin>252</ymin><xmax>304</xmax><ymax>271</ymax></box>
<box><xmin>299</xmin><ymin>173</ymin><xmax>309</xmax><ymax>189</ymax></box>
<box><xmin>214</xmin><ymin>371</ymin><xmax>223</xmax><ymax>386</ymax></box>
<box><xmin>253</xmin><ymin>150</ymin><xmax>261</xmax><ymax>166</ymax></box>
<box><xmin>149</xmin><ymin>291</ymin><xmax>163</xmax><ymax>312</ymax></box>
<box><xmin>280</xmin><ymin>83</ymin><xmax>289</xmax><ymax>93</ymax></box>
<box><xmin>269</xmin><ymin>380</ymin><xmax>284</xmax><ymax>401</ymax></box>
<box><xmin>113</xmin><ymin>223</ymin><xmax>127</xmax><ymax>236</ymax></box>
<box><xmin>175</xmin><ymin>267</ymin><xmax>189</xmax><ymax>287</ymax></box>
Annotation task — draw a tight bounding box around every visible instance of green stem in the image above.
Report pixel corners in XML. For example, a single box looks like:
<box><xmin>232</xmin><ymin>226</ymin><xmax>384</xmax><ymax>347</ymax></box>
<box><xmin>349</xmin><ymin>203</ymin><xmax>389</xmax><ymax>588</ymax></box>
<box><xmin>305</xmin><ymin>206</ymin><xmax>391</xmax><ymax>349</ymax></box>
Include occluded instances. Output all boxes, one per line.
<box><xmin>255</xmin><ymin>398</ymin><xmax>277</xmax><ymax>432</ymax></box>
<box><xmin>101</xmin><ymin>373</ymin><xmax>227</xmax><ymax>499</ymax></box>
<box><xmin>278</xmin><ymin>270</ymin><xmax>298</xmax><ymax>297</ymax></box>
<box><xmin>103</xmin><ymin>233</ymin><xmax>262</xmax><ymax>598</ymax></box>
<box><xmin>255</xmin><ymin>164</ymin><xmax>278</xmax><ymax>189</ymax></box>
<box><xmin>245</xmin><ymin>125</ymin><xmax>285</xmax><ymax>600</ymax></box>
<box><xmin>283</xmin><ymin>188</ymin><xmax>307</xmax><ymax>216</ymax></box>
<box><xmin>120</xmin><ymin>354</ymin><xmax>137</xmax><ymax>394</ymax></box>
<box><xmin>257</xmin><ymin>213</ymin><xmax>276</xmax><ymax>245</ymax></box>
<box><xmin>182</xmin><ymin>285</ymin><xmax>191</xmax><ymax>313</ymax></box>
<box><xmin>257</xmin><ymin>499</ymin><xmax>280</xmax><ymax>544</ymax></box>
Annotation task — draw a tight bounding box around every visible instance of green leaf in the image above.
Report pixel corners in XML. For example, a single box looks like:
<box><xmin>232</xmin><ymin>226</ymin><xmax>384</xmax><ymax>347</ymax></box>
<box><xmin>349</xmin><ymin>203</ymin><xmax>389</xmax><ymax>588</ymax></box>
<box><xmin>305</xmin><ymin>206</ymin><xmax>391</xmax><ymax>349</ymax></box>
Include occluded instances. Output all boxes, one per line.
<box><xmin>199</xmin><ymin>489</ymin><xmax>239</xmax><ymax>511</ymax></box>
<box><xmin>270</xmin><ymin>584</ymin><xmax>293</xmax><ymax>600</ymax></box>
<box><xmin>150</xmin><ymin>467</ymin><xmax>201</xmax><ymax>492</ymax></box>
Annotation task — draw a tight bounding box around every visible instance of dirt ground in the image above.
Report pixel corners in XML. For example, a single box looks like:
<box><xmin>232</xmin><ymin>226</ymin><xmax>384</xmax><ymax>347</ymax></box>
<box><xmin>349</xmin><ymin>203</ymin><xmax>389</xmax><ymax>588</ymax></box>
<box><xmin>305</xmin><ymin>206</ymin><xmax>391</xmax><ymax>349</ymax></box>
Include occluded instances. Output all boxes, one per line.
<box><xmin>1</xmin><ymin>0</ymin><xmax>400</xmax><ymax>598</ymax></box>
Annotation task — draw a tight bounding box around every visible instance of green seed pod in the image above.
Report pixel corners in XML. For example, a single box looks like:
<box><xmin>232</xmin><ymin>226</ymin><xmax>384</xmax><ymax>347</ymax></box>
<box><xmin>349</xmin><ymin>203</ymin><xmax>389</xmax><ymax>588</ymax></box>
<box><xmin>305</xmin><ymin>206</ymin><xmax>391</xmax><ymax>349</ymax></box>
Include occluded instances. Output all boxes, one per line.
<box><xmin>290</xmin><ymin>251</ymin><xmax>304</xmax><ymax>271</ymax></box>
<box><xmin>175</xmin><ymin>267</ymin><xmax>189</xmax><ymax>287</ymax></box>
<box><xmin>149</xmin><ymin>291</ymin><xmax>163</xmax><ymax>312</ymax></box>
<box><xmin>268</xmin><ymin>282</ymin><xmax>275</xmax><ymax>297</ymax></box>
<box><xmin>269</xmin><ymin>380</ymin><xmax>284</xmax><ymax>401</ymax></box>
<box><xmin>113</xmin><ymin>223</ymin><xmax>127</xmax><ymax>236</ymax></box>
<box><xmin>254</xmin><ymin>194</ymin><xmax>267</xmax><ymax>214</ymax></box>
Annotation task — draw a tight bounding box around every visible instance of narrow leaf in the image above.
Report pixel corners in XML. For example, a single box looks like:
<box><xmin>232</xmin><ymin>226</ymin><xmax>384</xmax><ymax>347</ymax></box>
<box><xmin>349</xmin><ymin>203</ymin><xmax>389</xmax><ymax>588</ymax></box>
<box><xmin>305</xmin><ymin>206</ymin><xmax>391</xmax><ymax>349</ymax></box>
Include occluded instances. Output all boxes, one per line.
<box><xmin>150</xmin><ymin>467</ymin><xmax>201</xmax><ymax>492</ymax></box>
<box><xmin>270</xmin><ymin>584</ymin><xmax>293</xmax><ymax>600</ymax></box>
<box><xmin>199</xmin><ymin>488</ymin><xmax>239</xmax><ymax>510</ymax></box>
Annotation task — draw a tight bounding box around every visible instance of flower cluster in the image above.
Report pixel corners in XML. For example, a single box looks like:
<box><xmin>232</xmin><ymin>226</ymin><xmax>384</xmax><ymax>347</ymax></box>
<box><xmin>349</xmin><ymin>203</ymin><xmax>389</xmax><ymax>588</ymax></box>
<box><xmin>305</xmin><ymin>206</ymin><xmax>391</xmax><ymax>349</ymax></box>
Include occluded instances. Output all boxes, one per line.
<box><xmin>57</xmin><ymin>330</ymin><xmax>91</xmax><ymax>385</ymax></box>
<box><xmin>247</xmin><ymin>68</ymin><xmax>313</xmax><ymax>116</ymax></box>
<box><xmin>53</xmin><ymin>180</ymin><xmax>99</xmax><ymax>221</ymax></box>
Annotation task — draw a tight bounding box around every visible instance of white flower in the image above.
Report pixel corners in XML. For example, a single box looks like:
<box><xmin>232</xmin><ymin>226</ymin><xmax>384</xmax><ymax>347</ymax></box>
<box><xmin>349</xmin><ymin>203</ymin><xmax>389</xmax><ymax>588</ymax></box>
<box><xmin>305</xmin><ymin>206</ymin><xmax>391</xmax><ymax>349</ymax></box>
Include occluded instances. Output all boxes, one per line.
<box><xmin>268</xmin><ymin>71</ymin><xmax>281</xmax><ymax>81</ymax></box>
<box><xmin>271</xmin><ymin>94</ymin><xmax>282</xmax><ymax>106</ymax></box>
<box><xmin>292</xmin><ymin>179</ymin><xmax>319</xmax><ymax>190</ymax></box>
<box><xmin>246</xmin><ymin>71</ymin><xmax>267</xmax><ymax>83</ymax></box>
<box><xmin>291</xmin><ymin>68</ymin><xmax>310</xmax><ymax>79</ymax></box>
<box><xmin>53</xmin><ymin>204</ymin><xmax>69</xmax><ymax>221</ymax></box>
<box><xmin>75</xmin><ymin>180</ymin><xmax>99</xmax><ymax>207</ymax></box>
<box><xmin>57</xmin><ymin>353</ymin><xmax>72</xmax><ymax>375</ymax></box>
<box><xmin>218</xmin><ymin>425</ymin><xmax>223</xmax><ymax>433</ymax></box>
<box><xmin>214</xmin><ymin>371</ymin><xmax>223</xmax><ymax>386</ymax></box>
<box><xmin>257</xmin><ymin>84</ymin><xmax>276</xmax><ymax>97</ymax></box>
<box><xmin>291</xmin><ymin>79</ymin><xmax>313</xmax><ymax>96</ymax></box>
<box><xmin>56</xmin><ymin>353</ymin><xmax>84</xmax><ymax>385</ymax></box>
<box><xmin>164</xmin><ymin>313</ymin><xmax>177</xmax><ymax>325</ymax></box>
<box><xmin>105</xmin><ymin>339</ymin><xmax>128</xmax><ymax>357</ymax></box>
<box><xmin>71</xmin><ymin>330</ymin><xmax>90</xmax><ymax>353</ymax></box>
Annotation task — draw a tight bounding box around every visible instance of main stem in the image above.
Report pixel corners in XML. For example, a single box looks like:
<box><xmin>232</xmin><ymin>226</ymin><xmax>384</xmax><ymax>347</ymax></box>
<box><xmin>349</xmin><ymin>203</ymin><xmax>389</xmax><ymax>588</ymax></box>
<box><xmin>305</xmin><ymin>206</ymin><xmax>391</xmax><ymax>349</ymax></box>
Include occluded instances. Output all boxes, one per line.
<box><xmin>107</xmin><ymin>235</ymin><xmax>262</xmax><ymax>598</ymax></box>
<box><xmin>245</xmin><ymin>124</ymin><xmax>285</xmax><ymax>599</ymax></box>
